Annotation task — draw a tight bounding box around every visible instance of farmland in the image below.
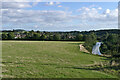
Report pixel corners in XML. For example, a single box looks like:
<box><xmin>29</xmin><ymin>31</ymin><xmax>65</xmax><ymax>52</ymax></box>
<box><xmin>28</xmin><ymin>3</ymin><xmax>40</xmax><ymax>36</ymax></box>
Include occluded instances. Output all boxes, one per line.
<box><xmin>1</xmin><ymin>41</ymin><xmax>118</xmax><ymax>78</ymax></box>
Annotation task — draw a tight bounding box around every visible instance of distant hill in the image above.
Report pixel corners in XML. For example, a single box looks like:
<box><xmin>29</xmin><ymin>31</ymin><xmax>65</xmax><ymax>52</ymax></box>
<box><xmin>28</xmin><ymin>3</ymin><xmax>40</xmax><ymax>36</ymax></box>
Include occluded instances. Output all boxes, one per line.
<box><xmin>2</xmin><ymin>29</ymin><xmax>25</xmax><ymax>32</ymax></box>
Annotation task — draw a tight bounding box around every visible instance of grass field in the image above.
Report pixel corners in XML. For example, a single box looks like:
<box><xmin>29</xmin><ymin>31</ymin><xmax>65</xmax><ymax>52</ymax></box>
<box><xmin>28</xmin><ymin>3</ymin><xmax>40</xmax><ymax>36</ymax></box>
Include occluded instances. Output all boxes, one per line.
<box><xmin>2</xmin><ymin>41</ymin><xmax>118</xmax><ymax>78</ymax></box>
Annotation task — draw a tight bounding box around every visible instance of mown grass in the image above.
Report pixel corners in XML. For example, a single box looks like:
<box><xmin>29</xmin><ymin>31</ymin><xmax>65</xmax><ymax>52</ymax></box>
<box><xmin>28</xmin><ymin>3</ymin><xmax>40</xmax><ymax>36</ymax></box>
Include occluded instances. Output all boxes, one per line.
<box><xmin>2</xmin><ymin>41</ymin><xmax>118</xmax><ymax>78</ymax></box>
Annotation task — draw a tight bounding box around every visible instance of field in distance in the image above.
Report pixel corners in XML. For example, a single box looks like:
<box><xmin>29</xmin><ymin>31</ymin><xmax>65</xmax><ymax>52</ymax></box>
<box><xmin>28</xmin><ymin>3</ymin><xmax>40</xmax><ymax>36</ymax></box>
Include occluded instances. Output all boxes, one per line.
<box><xmin>2</xmin><ymin>41</ymin><xmax>118</xmax><ymax>78</ymax></box>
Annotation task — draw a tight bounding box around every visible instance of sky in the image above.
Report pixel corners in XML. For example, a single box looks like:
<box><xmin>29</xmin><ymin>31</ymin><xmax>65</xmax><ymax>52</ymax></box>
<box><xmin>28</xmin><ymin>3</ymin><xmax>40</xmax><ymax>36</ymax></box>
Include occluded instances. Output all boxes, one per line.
<box><xmin>1</xmin><ymin>2</ymin><xmax>119</xmax><ymax>31</ymax></box>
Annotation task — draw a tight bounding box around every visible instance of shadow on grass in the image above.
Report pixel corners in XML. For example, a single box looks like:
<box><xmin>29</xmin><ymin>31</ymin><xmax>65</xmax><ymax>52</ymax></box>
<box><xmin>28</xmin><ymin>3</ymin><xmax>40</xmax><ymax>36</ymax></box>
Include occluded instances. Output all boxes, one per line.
<box><xmin>100</xmin><ymin>57</ymin><xmax>112</xmax><ymax>60</ymax></box>
<box><xmin>2</xmin><ymin>61</ymin><xmax>23</xmax><ymax>64</ymax></box>
<box><xmin>68</xmin><ymin>43</ymin><xmax>82</xmax><ymax>45</ymax></box>
<box><xmin>82</xmin><ymin>52</ymin><xmax>106</xmax><ymax>58</ymax></box>
<box><xmin>56</xmin><ymin>66</ymin><xmax>101</xmax><ymax>70</ymax></box>
<box><xmin>103</xmin><ymin>66</ymin><xmax>120</xmax><ymax>70</ymax></box>
<box><xmin>63</xmin><ymin>66</ymin><xmax>119</xmax><ymax>70</ymax></box>
<box><xmin>2</xmin><ymin>62</ymin><xmax>13</xmax><ymax>64</ymax></box>
<box><xmin>56</xmin><ymin>65</ymin><xmax>120</xmax><ymax>76</ymax></box>
<box><xmin>41</xmin><ymin>63</ymin><xmax>57</xmax><ymax>66</ymax></box>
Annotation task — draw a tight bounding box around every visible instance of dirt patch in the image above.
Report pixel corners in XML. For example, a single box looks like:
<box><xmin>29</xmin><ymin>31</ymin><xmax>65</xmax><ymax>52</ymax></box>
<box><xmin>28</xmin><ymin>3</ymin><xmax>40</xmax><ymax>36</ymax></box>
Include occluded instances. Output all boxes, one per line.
<box><xmin>79</xmin><ymin>44</ymin><xmax>89</xmax><ymax>53</ymax></box>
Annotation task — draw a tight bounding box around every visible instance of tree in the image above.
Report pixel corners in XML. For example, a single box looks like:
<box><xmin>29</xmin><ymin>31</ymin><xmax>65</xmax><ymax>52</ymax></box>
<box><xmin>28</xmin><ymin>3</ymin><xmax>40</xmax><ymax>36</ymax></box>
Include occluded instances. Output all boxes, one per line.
<box><xmin>2</xmin><ymin>34</ymin><xmax>8</xmax><ymax>40</ymax></box>
<box><xmin>84</xmin><ymin>33</ymin><xmax>97</xmax><ymax>52</ymax></box>
<box><xmin>53</xmin><ymin>34</ymin><xmax>61</xmax><ymax>41</ymax></box>
<box><xmin>33</xmin><ymin>33</ymin><xmax>40</xmax><ymax>40</ymax></box>
<box><xmin>40</xmin><ymin>34</ymin><xmax>46</xmax><ymax>40</ymax></box>
<box><xmin>102</xmin><ymin>34</ymin><xmax>118</xmax><ymax>55</ymax></box>
<box><xmin>100</xmin><ymin>44</ymin><xmax>108</xmax><ymax>54</ymax></box>
<box><xmin>49</xmin><ymin>35</ymin><xmax>54</xmax><ymax>41</ymax></box>
<box><xmin>75</xmin><ymin>34</ymin><xmax>83</xmax><ymax>41</ymax></box>
<box><xmin>106</xmin><ymin>34</ymin><xmax>118</xmax><ymax>44</ymax></box>
<box><xmin>7</xmin><ymin>32</ymin><xmax>15</xmax><ymax>39</ymax></box>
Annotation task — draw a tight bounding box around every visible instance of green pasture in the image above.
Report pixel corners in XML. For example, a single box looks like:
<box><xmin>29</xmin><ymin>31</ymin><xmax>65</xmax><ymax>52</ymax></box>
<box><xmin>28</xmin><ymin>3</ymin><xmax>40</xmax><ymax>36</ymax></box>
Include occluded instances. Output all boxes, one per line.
<box><xmin>1</xmin><ymin>41</ymin><xmax>118</xmax><ymax>78</ymax></box>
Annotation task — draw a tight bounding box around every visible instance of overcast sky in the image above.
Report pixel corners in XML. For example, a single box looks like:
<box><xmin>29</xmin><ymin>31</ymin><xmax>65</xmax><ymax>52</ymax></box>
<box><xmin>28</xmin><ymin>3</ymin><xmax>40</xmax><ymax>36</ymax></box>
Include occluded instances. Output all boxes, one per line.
<box><xmin>1</xmin><ymin>2</ymin><xmax>118</xmax><ymax>31</ymax></box>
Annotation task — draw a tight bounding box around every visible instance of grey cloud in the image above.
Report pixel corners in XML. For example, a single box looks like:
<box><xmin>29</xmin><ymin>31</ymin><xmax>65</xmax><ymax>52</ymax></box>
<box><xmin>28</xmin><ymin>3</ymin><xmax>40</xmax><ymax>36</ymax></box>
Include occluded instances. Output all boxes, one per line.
<box><xmin>2</xmin><ymin>2</ymin><xmax>32</xmax><ymax>9</ymax></box>
<box><xmin>2</xmin><ymin>9</ymin><xmax>72</xmax><ymax>24</ymax></box>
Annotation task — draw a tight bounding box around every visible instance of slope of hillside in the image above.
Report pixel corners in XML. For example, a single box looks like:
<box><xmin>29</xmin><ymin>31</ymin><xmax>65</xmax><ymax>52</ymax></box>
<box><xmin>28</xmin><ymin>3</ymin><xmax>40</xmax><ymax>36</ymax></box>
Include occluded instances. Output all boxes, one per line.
<box><xmin>2</xmin><ymin>41</ymin><xmax>118</xmax><ymax>78</ymax></box>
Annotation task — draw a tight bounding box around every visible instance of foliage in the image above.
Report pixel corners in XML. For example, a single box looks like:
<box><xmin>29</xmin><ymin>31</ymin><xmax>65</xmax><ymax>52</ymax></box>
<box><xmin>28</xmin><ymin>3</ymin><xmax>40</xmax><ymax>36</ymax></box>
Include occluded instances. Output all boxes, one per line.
<box><xmin>53</xmin><ymin>34</ymin><xmax>61</xmax><ymax>41</ymax></box>
<box><xmin>7</xmin><ymin>32</ymin><xmax>15</xmax><ymax>40</ymax></box>
<box><xmin>84</xmin><ymin>33</ymin><xmax>97</xmax><ymax>52</ymax></box>
<box><xmin>75</xmin><ymin>34</ymin><xmax>83</xmax><ymax>41</ymax></box>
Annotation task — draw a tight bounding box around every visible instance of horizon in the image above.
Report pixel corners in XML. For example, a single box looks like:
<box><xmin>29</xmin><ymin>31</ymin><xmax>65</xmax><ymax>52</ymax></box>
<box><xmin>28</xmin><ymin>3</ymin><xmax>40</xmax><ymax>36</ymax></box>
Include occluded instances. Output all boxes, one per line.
<box><xmin>1</xmin><ymin>28</ymin><xmax>119</xmax><ymax>32</ymax></box>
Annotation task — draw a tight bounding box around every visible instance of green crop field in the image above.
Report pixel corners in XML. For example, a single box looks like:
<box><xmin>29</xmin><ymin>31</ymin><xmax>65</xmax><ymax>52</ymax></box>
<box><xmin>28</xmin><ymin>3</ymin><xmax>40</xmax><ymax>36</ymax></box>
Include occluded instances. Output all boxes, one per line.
<box><xmin>1</xmin><ymin>41</ymin><xmax>118</xmax><ymax>78</ymax></box>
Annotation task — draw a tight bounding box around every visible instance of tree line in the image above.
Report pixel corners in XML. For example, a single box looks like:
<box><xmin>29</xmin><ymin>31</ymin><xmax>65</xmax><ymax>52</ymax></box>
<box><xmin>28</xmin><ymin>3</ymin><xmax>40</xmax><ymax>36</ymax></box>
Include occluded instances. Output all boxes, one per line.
<box><xmin>1</xmin><ymin>30</ymin><xmax>85</xmax><ymax>41</ymax></box>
